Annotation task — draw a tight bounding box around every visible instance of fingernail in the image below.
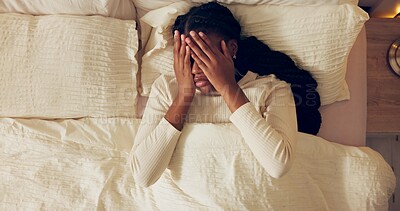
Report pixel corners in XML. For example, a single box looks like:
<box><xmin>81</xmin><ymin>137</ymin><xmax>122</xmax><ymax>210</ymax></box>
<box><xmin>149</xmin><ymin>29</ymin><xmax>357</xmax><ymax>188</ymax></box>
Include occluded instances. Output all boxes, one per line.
<box><xmin>190</xmin><ymin>31</ymin><xmax>196</xmax><ymax>36</ymax></box>
<box><xmin>181</xmin><ymin>34</ymin><xmax>184</xmax><ymax>40</ymax></box>
<box><xmin>185</xmin><ymin>37</ymin><xmax>191</xmax><ymax>43</ymax></box>
<box><xmin>199</xmin><ymin>32</ymin><xmax>205</xmax><ymax>37</ymax></box>
<box><xmin>174</xmin><ymin>30</ymin><xmax>178</xmax><ymax>36</ymax></box>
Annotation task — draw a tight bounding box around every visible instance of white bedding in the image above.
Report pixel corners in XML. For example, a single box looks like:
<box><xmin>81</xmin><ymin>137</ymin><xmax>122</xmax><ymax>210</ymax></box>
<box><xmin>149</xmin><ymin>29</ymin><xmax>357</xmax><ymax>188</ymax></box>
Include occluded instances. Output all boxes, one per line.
<box><xmin>139</xmin><ymin>2</ymin><xmax>369</xmax><ymax>106</ymax></box>
<box><xmin>0</xmin><ymin>14</ymin><xmax>138</xmax><ymax>118</ymax></box>
<box><xmin>0</xmin><ymin>0</ymin><xmax>136</xmax><ymax>20</ymax></box>
<box><xmin>0</xmin><ymin>118</ymin><xmax>395</xmax><ymax>210</ymax></box>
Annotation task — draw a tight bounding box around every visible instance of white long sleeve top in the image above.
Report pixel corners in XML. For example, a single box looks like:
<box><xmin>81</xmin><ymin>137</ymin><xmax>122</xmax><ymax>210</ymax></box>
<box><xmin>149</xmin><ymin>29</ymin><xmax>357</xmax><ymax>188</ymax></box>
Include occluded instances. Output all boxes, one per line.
<box><xmin>129</xmin><ymin>71</ymin><xmax>298</xmax><ymax>187</ymax></box>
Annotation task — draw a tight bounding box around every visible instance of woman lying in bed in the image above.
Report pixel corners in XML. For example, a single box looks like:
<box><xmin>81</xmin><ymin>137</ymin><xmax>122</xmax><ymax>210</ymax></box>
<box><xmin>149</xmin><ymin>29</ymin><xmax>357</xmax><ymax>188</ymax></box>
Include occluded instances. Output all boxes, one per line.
<box><xmin>130</xmin><ymin>2</ymin><xmax>321</xmax><ymax>187</ymax></box>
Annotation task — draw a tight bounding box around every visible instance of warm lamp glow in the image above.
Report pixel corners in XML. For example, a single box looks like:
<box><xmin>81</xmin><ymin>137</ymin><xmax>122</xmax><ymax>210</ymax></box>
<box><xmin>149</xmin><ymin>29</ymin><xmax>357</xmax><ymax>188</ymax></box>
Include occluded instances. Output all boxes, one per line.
<box><xmin>396</xmin><ymin>5</ymin><xmax>400</xmax><ymax>18</ymax></box>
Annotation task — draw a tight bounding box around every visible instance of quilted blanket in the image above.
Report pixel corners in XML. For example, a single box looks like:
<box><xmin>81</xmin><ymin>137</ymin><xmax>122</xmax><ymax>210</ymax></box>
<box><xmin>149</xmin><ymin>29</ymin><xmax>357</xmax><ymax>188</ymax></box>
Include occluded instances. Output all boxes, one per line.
<box><xmin>0</xmin><ymin>118</ymin><xmax>395</xmax><ymax>210</ymax></box>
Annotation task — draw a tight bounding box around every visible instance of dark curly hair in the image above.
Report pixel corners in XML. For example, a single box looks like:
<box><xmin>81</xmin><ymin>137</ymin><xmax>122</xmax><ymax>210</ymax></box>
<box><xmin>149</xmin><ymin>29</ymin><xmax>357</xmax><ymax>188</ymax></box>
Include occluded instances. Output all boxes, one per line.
<box><xmin>172</xmin><ymin>2</ymin><xmax>321</xmax><ymax>135</ymax></box>
<box><xmin>172</xmin><ymin>2</ymin><xmax>241</xmax><ymax>41</ymax></box>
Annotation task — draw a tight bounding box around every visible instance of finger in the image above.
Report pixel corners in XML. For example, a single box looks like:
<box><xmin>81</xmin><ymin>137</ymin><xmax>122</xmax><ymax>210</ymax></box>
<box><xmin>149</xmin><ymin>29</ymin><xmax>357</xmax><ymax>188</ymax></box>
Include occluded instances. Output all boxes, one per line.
<box><xmin>189</xmin><ymin>31</ymin><xmax>215</xmax><ymax>59</ymax></box>
<box><xmin>191</xmin><ymin>53</ymin><xmax>209</xmax><ymax>75</ymax></box>
<box><xmin>199</xmin><ymin>32</ymin><xmax>220</xmax><ymax>54</ymax></box>
<box><xmin>184</xmin><ymin>46</ymin><xmax>191</xmax><ymax>73</ymax></box>
<box><xmin>179</xmin><ymin>34</ymin><xmax>186</xmax><ymax>63</ymax></box>
<box><xmin>221</xmin><ymin>40</ymin><xmax>232</xmax><ymax>59</ymax></box>
<box><xmin>185</xmin><ymin>37</ymin><xmax>211</xmax><ymax>67</ymax></box>
<box><xmin>173</xmin><ymin>30</ymin><xmax>180</xmax><ymax>62</ymax></box>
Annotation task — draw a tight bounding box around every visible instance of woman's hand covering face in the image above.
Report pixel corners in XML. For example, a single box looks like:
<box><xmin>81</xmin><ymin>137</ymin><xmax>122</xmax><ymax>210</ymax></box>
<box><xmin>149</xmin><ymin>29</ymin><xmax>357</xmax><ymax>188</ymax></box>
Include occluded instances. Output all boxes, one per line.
<box><xmin>173</xmin><ymin>30</ymin><xmax>196</xmax><ymax>98</ymax></box>
<box><xmin>185</xmin><ymin>31</ymin><xmax>237</xmax><ymax>95</ymax></box>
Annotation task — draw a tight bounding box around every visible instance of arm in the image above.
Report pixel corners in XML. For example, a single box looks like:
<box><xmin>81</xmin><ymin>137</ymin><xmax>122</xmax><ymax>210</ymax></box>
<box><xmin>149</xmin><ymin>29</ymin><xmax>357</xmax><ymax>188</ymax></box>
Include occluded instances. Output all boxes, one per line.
<box><xmin>129</xmin><ymin>31</ymin><xmax>195</xmax><ymax>187</ymax></box>
<box><xmin>229</xmin><ymin>83</ymin><xmax>297</xmax><ymax>178</ymax></box>
<box><xmin>129</xmin><ymin>78</ymin><xmax>183</xmax><ymax>187</ymax></box>
<box><xmin>187</xmin><ymin>31</ymin><xmax>297</xmax><ymax>178</ymax></box>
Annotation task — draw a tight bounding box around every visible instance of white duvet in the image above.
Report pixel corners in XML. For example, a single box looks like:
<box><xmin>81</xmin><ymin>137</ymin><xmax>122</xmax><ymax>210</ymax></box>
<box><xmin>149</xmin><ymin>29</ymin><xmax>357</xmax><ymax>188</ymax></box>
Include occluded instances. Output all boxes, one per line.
<box><xmin>0</xmin><ymin>118</ymin><xmax>395</xmax><ymax>210</ymax></box>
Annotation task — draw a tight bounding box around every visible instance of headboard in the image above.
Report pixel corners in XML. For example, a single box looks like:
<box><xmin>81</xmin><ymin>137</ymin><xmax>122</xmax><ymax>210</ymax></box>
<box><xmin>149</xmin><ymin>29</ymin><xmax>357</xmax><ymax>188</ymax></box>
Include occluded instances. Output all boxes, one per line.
<box><xmin>317</xmin><ymin>27</ymin><xmax>367</xmax><ymax>146</ymax></box>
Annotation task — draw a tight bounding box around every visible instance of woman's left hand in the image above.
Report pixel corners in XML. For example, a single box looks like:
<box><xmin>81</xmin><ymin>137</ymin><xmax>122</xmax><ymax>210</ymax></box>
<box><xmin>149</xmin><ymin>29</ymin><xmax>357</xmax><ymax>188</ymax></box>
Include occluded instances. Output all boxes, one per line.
<box><xmin>185</xmin><ymin>31</ymin><xmax>237</xmax><ymax>95</ymax></box>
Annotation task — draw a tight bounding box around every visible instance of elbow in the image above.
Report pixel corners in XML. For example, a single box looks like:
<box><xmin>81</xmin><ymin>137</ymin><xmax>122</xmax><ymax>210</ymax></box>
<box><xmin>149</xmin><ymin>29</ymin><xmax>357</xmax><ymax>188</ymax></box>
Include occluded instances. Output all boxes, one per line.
<box><xmin>267</xmin><ymin>145</ymin><xmax>295</xmax><ymax>179</ymax></box>
<box><xmin>134</xmin><ymin>174</ymin><xmax>157</xmax><ymax>188</ymax></box>
<box><xmin>268</xmin><ymin>137</ymin><xmax>296</xmax><ymax>179</ymax></box>
<box><xmin>129</xmin><ymin>153</ymin><xmax>157</xmax><ymax>188</ymax></box>
<box><xmin>131</xmin><ymin>164</ymin><xmax>158</xmax><ymax>188</ymax></box>
<box><xmin>268</xmin><ymin>164</ymin><xmax>292</xmax><ymax>179</ymax></box>
<box><xmin>271</xmin><ymin>153</ymin><xmax>294</xmax><ymax>179</ymax></box>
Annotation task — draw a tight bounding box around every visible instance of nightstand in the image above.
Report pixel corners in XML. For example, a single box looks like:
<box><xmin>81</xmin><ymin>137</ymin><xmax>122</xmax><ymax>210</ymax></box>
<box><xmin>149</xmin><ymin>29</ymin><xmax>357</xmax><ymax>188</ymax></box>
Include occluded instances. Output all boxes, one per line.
<box><xmin>365</xmin><ymin>18</ymin><xmax>400</xmax><ymax>211</ymax></box>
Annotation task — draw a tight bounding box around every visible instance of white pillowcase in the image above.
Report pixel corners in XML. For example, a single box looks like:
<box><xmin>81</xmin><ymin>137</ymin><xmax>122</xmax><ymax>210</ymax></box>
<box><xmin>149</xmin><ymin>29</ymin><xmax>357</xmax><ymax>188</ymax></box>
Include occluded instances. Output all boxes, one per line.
<box><xmin>133</xmin><ymin>0</ymin><xmax>182</xmax><ymax>16</ymax></box>
<box><xmin>0</xmin><ymin>0</ymin><xmax>136</xmax><ymax>20</ymax></box>
<box><xmin>139</xmin><ymin>2</ymin><xmax>368</xmax><ymax>105</ymax></box>
<box><xmin>132</xmin><ymin>0</ymin><xmax>358</xmax><ymax>21</ymax></box>
<box><xmin>0</xmin><ymin>13</ymin><xmax>138</xmax><ymax>118</ymax></box>
<box><xmin>191</xmin><ymin>0</ymin><xmax>359</xmax><ymax>5</ymax></box>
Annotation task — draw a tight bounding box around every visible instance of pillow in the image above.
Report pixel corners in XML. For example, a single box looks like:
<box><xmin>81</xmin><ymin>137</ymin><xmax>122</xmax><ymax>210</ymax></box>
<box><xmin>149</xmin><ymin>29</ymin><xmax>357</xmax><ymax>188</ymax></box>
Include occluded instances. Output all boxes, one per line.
<box><xmin>139</xmin><ymin>2</ymin><xmax>369</xmax><ymax>105</ymax></box>
<box><xmin>132</xmin><ymin>0</ymin><xmax>182</xmax><ymax>19</ymax></box>
<box><xmin>0</xmin><ymin>0</ymin><xmax>136</xmax><ymax>20</ymax></box>
<box><xmin>132</xmin><ymin>0</ymin><xmax>358</xmax><ymax>20</ymax></box>
<box><xmin>191</xmin><ymin>0</ymin><xmax>359</xmax><ymax>6</ymax></box>
<box><xmin>0</xmin><ymin>13</ymin><xmax>138</xmax><ymax>118</ymax></box>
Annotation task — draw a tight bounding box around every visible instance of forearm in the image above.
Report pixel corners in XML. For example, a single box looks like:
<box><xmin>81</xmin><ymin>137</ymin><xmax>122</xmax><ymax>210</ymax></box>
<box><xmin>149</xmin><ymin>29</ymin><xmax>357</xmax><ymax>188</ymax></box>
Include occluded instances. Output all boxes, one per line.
<box><xmin>221</xmin><ymin>84</ymin><xmax>249</xmax><ymax>113</ymax></box>
<box><xmin>130</xmin><ymin>118</ymin><xmax>181</xmax><ymax>187</ymax></box>
<box><xmin>130</xmin><ymin>78</ymin><xmax>193</xmax><ymax>187</ymax></box>
<box><xmin>229</xmin><ymin>103</ymin><xmax>297</xmax><ymax>178</ymax></box>
<box><xmin>164</xmin><ymin>93</ymin><xmax>194</xmax><ymax>131</ymax></box>
<box><xmin>228</xmin><ymin>83</ymin><xmax>297</xmax><ymax>178</ymax></box>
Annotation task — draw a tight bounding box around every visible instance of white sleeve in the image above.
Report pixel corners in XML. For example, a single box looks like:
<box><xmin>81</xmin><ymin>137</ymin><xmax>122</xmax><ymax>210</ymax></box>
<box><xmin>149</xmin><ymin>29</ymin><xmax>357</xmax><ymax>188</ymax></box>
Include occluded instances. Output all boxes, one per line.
<box><xmin>129</xmin><ymin>77</ymin><xmax>181</xmax><ymax>187</ymax></box>
<box><xmin>229</xmin><ymin>83</ymin><xmax>297</xmax><ymax>178</ymax></box>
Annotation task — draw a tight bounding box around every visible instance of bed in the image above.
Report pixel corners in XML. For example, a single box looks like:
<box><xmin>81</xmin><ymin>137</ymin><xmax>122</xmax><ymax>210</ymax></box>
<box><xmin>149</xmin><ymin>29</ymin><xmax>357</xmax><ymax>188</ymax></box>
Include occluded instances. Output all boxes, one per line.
<box><xmin>0</xmin><ymin>0</ymin><xmax>396</xmax><ymax>210</ymax></box>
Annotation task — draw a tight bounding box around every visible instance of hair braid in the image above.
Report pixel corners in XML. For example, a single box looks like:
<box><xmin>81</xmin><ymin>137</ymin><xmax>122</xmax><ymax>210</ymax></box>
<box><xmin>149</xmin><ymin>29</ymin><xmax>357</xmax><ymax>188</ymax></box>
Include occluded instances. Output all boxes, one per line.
<box><xmin>235</xmin><ymin>37</ymin><xmax>321</xmax><ymax>134</ymax></box>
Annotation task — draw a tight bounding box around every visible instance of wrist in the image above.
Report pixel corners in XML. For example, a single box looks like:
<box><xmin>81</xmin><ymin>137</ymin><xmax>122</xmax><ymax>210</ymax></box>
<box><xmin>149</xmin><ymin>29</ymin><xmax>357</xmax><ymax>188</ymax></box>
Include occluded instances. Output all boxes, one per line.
<box><xmin>220</xmin><ymin>84</ymin><xmax>240</xmax><ymax>98</ymax></box>
<box><xmin>176</xmin><ymin>91</ymin><xmax>194</xmax><ymax>105</ymax></box>
<box><xmin>221</xmin><ymin>85</ymin><xmax>249</xmax><ymax>113</ymax></box>
<box><xmin>166</xmin><ymin>91</ymin><xmax>194</xmax><ymax>131</ymax></box>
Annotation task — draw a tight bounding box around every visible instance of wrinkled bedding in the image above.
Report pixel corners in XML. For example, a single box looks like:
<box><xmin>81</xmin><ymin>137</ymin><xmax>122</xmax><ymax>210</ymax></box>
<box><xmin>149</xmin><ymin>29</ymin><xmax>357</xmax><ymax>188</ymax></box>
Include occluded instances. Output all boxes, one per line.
<box><xmin>0</xmin><ymin>118</ymin><xmax>395</xmax><ymax>210</ymax></box>
<box><xmin>0</xmin><ymin>14</ymin><xmax>138</xmax><ymax>118</ymax></box>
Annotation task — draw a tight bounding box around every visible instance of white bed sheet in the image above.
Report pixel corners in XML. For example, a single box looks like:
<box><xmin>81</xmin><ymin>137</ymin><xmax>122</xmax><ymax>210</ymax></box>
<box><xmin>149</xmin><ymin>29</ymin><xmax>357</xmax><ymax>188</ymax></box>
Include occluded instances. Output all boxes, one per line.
<box><xmin>0</xmin><ymin>118</ymin><xmax>395</xmax><ymax>210</ymax></box>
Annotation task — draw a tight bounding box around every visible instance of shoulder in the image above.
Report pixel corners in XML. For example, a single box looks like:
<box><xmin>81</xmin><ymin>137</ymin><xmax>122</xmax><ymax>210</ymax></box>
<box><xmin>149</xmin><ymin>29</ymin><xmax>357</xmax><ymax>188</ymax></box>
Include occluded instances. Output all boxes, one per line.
<box><xmin>151</xmin><ymin>74</ymin><xmax>177</xmax><ymax>92</ymax></box>
<box><xmin>241</xmin><ymin>71</ymin><xmax>290</xmax><ymax>90</ymax></box>
<box><xmin>149</xmin><ymin>74</ymin><xmax>178</xmax><ymax>101</ymax></box>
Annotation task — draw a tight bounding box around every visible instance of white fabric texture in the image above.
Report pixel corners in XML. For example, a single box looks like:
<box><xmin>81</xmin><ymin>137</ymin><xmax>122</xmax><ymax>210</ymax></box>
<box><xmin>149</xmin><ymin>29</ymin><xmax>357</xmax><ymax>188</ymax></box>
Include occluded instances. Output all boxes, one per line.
<box><xmin>132</xmin><ymin>0</ymin><xmax>358</xmax><ymax>21</ymax></box>
<box><xmin>0</xmin><ymin>14</ymin><xmax>139</xmax><ymax>118</ymax></box>
<box><xmin>191</xmin><ymin>0</ymin><xmax>359</xmax><ymax>5</ymax></box>
<box><xmin>130</xmin><ymin>72</ymin><xmax>297</xmax><ymax>187</ymax></box>
<box><xmin>132</xmin><ymin>0</ymin><xmax>182</xmax><ymax>15</ymax></box>
<box><xmin>132</xmin><ymin>0</ymin><xmax>358</xmax><ymax>12</ymax></box>
<box><xmin>0</xmin><ymin>117</ymin><xmax>395</xmax><ymax>210</ymax></box>
<box><xmin>0</xmin><ymin>0</ymin><xmax>136</xmax><ymax>20</ymax></box>
<box><xmin>139</xmin><ymin>2</ymin><xmax>369</xmax><ymax>105</ymax></box>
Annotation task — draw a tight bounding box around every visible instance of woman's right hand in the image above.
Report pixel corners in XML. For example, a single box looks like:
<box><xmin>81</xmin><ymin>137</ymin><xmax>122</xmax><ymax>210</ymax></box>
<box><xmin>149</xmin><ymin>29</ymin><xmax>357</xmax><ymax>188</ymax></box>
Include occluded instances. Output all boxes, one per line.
<box><xmin>173</xmin><ymin>30</ymin><xmax>196</xmax><ymax>101</ymax></box>
<box><xmin>163</xmin><ymin>31</ymin><xmax>195</xmax><ymax>131</ymax></box>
